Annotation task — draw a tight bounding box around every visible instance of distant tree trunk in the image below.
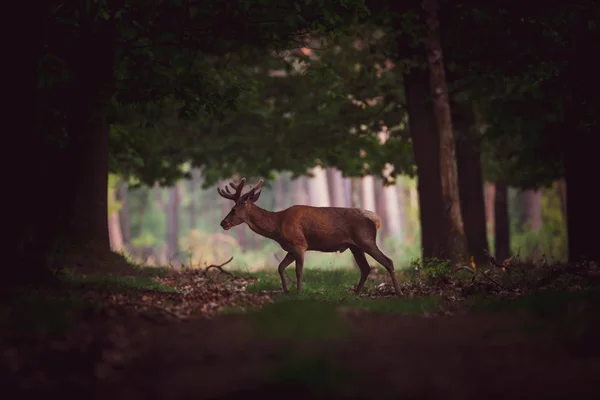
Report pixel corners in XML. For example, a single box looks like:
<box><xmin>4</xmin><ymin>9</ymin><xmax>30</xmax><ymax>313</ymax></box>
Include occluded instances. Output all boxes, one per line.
<box><xmin>454</xmin><ymin>104</ymin><xmax>489</xmax><ymax>265</ymax></box>
<box><xmin>361</xmin><ymin>176</ymin><xmax>376</xmax><ymax>211</ymax></box>
<box><xmin>350</xmin><ymin>178</ymin><xmax>362</xmax><ymax>208</ymax></box>
<box><xmin>423</xmin><ymin>0</ymin><xmax>466</xmax><ymax>260</ymax></box>
<box><xmin>484</xmin><ymin>182</ymin><xmax>496</xmax><ymax>235</ymax></box>
<box><xmin>516</xmin><ymin>189</ymin><xmax>543</xmax><ymax>231</ymax></box>
<box><xmin>494</xmin><ymin>182</ymin><xmax>510</xmax><ymax>262</ymax></box>
<box><xmin>327</xmin><ymin>168</ymin><xmax>347</xmax><ymax>207</ymax></box>
<box><xmin>291</xmin><ymin>177</ymin><xmax>310</xmax><ymax>205</ymax></box>
<box><xmin>166</xmin><ymin>182</ymin><xmax>182</xmax><ymax>265</ymax></box>
<box><xmin>396</xmin><ymin>182</ymin><xmax>408</xmax><ymax>242</ymax></box>
<box><xmin>188</xmin><ymin>170</ymin><xmax>201</xmax><ymax>230</ymax></box>
<box><xmin>307</xmin><ymin>166</ymin><xmax>331</xmax><ymax>207</ymax></box>
<box><xmin>108</xmin><ymin>186</ymin><xmax>124</xmax><ymax>253</ymax></box>
<box><xmin>403</xmin><ymin>67</ymin><xmax>449</xmax><ymax>259</ymax></box>
<box><xmin>116</xmin><ymin>180</ymin><xmax>131</xmax><ymax>251</ymax></box>
<box><xmin>556</xmin><ymin>179</ymin><xmax>567</xmax><ymax>222</ymax></box>
<box><xmin>274</xmin><ymin>174</ymin><xmax>286</xmax><ymax>210</ymax></box>
<box><xmin>380</xmin><ymin>182</ymin><xmax>402</xmax><ymax>239</ymax></box>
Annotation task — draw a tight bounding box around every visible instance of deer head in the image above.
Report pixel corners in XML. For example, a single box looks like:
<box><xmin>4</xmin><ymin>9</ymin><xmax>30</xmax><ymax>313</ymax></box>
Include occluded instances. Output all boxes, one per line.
<box><xmin>217</xmin><ymin>178</ymin><xmax>264</xmax><ymax>230</ymax></box>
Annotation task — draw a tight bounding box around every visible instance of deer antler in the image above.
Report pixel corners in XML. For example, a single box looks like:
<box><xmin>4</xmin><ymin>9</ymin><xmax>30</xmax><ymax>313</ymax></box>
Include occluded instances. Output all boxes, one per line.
<box><xmin>217</xmin><ymin>178</ymin><xmax>246</xmax><ymax>202</ymax></box>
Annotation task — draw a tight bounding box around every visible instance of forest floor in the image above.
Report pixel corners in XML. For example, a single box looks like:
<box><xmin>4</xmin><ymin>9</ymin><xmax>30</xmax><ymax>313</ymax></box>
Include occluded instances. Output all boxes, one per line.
<box><xmin>3</xmin><ymin>253</ymin><xmax>600</xmax><ymax>399</ymax></box>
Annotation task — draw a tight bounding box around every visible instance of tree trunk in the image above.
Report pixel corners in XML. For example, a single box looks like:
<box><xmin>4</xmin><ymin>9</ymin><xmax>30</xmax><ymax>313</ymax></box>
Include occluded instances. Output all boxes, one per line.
<box><xmin>516</xmin><ymin>189</ymin><xmax>542</xmax><ymax>231</ymax></box>
<box><xmin>327</xmin><ymin>168</ymin><xmax>347</xmax><ymax>207</ymax></box>
<box><xmin>556</xmin><ymin>179</ymin><xmax>567</xmax><ymax>222</ymax></box>
<box><xmin>422</xmin><ymin>0</ymin><xmax>467</xmax><ymax>260</ymax></box>
<box><xmin>188</xmin><ymin>169</ymin><xmax>201</xmax><ymax>230</ymax></box>
<box><xmin>361</xmin><ymin>176</ymin><xmax>376</xmax><ymax>211</ymax></box>
<box><xmin>117</xmin><ymin>180</ymin><xmax>131</xmax><ymax>251</ymax></box>
<box><xmin>166</xmin><ymin>182</ymin><xmax>182</xmax><ymax>266</ymax></box>
<box><xmin>563</xmin><ymin>126</ymin><xmax>600</xmax><ymax>263</ymax></box>
<box><xmin>307</xmin><ymin>166</ymin><xmax>331</xmax><ymax>207</ymax></box>
<box><xmin>403</xmin><ymin>67</ymin><xmax>449</xmax><ymax>259</ymax></box>
<box><xmin>380</xmin><ymin>182</ymin><xmax>402</xmax><ymax>238</ymax></box>
<box><xmin>108</xmin><ymin>187</ymin><xmax>124</xmax><ymax>253</ymax></box>
<box><xmin>274</xmin><ymin>173</ymin><xmax>286</xmax><ymax>210</ymax></box>
<box><xmin>350</xmin><ymin>177</ymin><xmax>362</xmax><ymax>208</ymax></box>
<box><xmin>494</xmin><ymin>182</ymin><xmax>510</xmax><ymax>262</ymax></box>
<box><xmin>484</xmin><ymin>182</ymin><xmax>496</xmax><ymax>235</ymax></box>
<box><xmin>454</xmin><ymin>104</ymin><xmax>489</xmax><ymax>265</ymax></box>
<box><xmin>291</xmin><ymin>177</ymin><xmax>310</xmax><ymax>205</ymax></box>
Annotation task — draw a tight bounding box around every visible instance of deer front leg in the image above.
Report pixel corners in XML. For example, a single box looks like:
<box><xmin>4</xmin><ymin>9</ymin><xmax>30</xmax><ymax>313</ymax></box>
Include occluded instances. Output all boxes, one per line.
<box><xmin>277</xmin><ymin>252</ymin><xmax>295</xmax><ymax>294</ymax></box>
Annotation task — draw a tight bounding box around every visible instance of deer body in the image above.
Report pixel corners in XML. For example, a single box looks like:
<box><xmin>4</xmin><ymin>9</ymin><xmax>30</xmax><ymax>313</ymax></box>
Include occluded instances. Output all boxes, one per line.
<box><xmin>218</xmin><ymin>178</ymin><xmax>402</xmax><ymax>296</ymax></box>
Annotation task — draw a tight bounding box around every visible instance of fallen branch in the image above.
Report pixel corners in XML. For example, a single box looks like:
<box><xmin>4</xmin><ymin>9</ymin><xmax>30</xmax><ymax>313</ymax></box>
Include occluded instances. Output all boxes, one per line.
<box><xmin>480</xmin><ymin>269</ymin><xmax>516</xmax><ymax>292</ymax></box>
<box><xmin>203</xmin><ymin>257</ymin><xmax>235</xmax><ymax>277</ymax></box>
<box><xmin>483</xmin><ymin>249</ymin><xmax>511</xmax><ymax>270</ymax></box>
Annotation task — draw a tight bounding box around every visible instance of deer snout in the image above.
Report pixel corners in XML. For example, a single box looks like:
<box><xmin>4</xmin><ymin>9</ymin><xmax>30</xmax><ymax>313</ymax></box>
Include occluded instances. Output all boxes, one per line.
<box><xmin>220</xmin><ymin>220</ymin><xmax>232</xmax><ymax>230</ymax></box>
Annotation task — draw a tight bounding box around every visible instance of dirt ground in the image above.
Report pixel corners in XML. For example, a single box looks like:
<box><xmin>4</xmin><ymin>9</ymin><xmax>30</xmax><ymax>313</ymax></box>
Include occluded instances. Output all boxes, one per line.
<box><xmin>3</xmin><ymin>268</ymin><xmax>600</xmax><ymax>399</ymax></box>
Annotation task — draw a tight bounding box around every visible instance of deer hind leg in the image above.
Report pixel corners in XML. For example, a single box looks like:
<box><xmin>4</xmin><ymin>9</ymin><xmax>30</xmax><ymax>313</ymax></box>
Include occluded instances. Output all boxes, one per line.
<box><xmin>277</xmin><ymin>252</ymin><xmax>295</xmax><ymax>294</ymax></box>
<box><xmin>291</xmin><ymin>247</ymin><xmax>307</xmax><ymax>294</ymax></box>
<box><xmin>363</xmin><ymin>244</ymin><xmax>403</xmax><ymax>297</ymax></box>
<box><xmin>350</xmin><ymin>247</ymin><xmax>371</xmax><ymax>295</ymax></box>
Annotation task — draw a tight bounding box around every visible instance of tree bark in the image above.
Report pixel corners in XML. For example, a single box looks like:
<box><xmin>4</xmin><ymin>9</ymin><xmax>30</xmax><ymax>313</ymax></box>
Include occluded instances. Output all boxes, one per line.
<box><xmin>563</xmin><ymin>126</ymin><xmax>600</xmax><ymax>263</ymax></box>
<box><xmin>484</xmin><ymin>182</ymin><xmax>496</xmax><ymax>235</ymax></box>
<box><xmin>291</xmin><ymin>177</ymin><xmax>310</xmax><ymax>205</ymax></box>
<box><xmin>556</xmin><ymin>179</ymin><xmax>567</xmax><ymax>222</ymax></box>
<box><xmin>422</xmin><ymin>0</ymin><xmax>467</xmax><ymax>260</ymax></box>
<box><xmin>361</xmin><ymin>176</ymin><xmax>376</xmax><ymax>211</ymax></box>
<box><xmin>516</xmin><ymin>189</ymin><xmax>543</xmax><ymax>231</ymax></box>
<box><xmin>108</xmin><ymin>187</ymin><xmax>124</xmax><ymax>253</ymax></box>
<box><xmin>403</xmin><ymin>67</ymin><xmax>449</xmax><ymax>259</ymax></box>
<box><xmin>307</xmin><ymin>166</ymin><xmax>331</xmax><ymax>207</ymax></box>
<box><xmin>327</xmin><ymin>168</ymin><xmax>347</xmax><ymax>207</ymax></box>
<box><xmin>188</xmin><ymin>169</ymin><xmax>201</xmax><ymax>230</ymax></box>
<box><xmin>350</xmin><ymin>178</ymin><xmax>362</xmax><ymax>208</ymax></box>
<box><xmin>166</xmin><ymin>182</ymin><xmax>182</xmax><ymax>265</ymax></box>
<box><xmin>274</xmin><ymin>173</ymin><xmax>286</xmax><ymax>210</ymax></box>
<box><xmin>494</xmin><ymin>182</ymin><xmax>510</xmax><ymax>262</ymax></box>
<box><xmin>454</xmin><ymin>104</ymin><xmax>490</xmax><ymax>265</ymax></box>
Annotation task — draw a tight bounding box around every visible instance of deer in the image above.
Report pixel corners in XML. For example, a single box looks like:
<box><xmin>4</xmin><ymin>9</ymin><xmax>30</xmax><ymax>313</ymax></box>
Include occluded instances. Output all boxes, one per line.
<box><xmin>217</xmin><ymin>177</ymin><xmax>402</xmax><ymax>297</ymax></box>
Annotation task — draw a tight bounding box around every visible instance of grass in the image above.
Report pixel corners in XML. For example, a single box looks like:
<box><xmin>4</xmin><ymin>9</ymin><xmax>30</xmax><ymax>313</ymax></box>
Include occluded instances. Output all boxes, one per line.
<box><xmin>234</xmin><ymin>268</ymin><xmax>444</xmax><ymax>337</ymax></box>
<box><xmin>60</xmin><ymin>269</ymin><xmax>176</xmax><ymax>293</ymax></box>
<box><xmin>467</xmin><ymin>288</ymin><xmax>600</xmax><ymax>355</ymax></box>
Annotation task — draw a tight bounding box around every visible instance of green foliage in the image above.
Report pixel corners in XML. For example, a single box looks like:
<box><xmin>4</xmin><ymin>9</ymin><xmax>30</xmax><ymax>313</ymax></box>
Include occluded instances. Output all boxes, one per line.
<box><xmin>409</xmin><ymin>257</ymin><xmax>453</xmax><ymax>282</ymax></box>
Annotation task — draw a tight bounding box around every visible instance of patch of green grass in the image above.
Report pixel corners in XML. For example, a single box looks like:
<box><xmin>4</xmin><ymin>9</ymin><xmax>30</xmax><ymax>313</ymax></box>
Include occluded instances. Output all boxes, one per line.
<box><xmin>1</xmin><ymin>291</ymin><xmax>93</xmax><ymax>335</ymax></box>
<box><xmin>250</xmin><ymin>300</ymin><xmax>352</xmax><ymax>341</ymax></box>
<box><xmin>468</xmin><ymin>289</ymin><xmax>600</xmax><ymax>354</ymax></box>
<box><xmin>269</xmin><ymin>352</ymin><xmax>348</xmax><ymax>391</ymax></box>
<box><xmin>60</xmin><ymin>271</ymin><xmax>176</xmax><ymax>293</ymax></box>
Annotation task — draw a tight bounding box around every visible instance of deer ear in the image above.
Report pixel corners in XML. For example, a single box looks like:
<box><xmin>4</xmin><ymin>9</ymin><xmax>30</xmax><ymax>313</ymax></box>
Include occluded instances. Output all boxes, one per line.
<box><xmin>249</xmin><ymin>189</ymin><xmax>262</xmax><ymax>203</ymax></box>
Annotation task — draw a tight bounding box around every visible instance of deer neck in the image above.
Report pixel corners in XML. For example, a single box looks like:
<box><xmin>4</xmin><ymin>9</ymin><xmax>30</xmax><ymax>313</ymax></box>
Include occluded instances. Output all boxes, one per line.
<box><xmin>245</xmin><ymin>204</ymin><xmax>278</xmax><ymax>239</ymax></box>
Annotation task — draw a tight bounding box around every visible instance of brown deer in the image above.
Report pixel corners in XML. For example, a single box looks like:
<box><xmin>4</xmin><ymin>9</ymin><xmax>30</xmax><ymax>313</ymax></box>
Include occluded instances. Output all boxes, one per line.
<box><xmin>217</xmin><ymin>178</ymin><xmax>402</xmax><ymax>296</ymax></box>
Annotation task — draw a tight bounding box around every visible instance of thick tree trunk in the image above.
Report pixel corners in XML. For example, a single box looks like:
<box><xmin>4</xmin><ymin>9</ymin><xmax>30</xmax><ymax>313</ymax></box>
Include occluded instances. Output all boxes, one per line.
<box><xmin>350</xmin><ymin>178</ymin><xmax>362</xmax><ymax>208</ymax></box>
<box><xmin>166</xmin><ymin>182</ymin><xmax>182</xmax><ymax>265</ymax></box>
<box><xmin>494</xmin><ymin>182</ymin><xmax>510</xmax><ymax>262</ymax></box>
<box><xmin>361</xmin><ymin>176</ymin><xmax>376</xmax><ymax>211</ymax></box>
<box><xmin>307</xmin><ymin>166</ymin><xmax>331</xmax><ymax>207</ymax></box>
<box><xmin>117</xmin><ymin>180</ymin><xmax>131</xmax><ymax>250</ymax></box>
<box><xmin>403</xmin><ymin>68</ymin><xmax>449</xmax><ymax>259</ymax></box>
<box><xmin>422</xmin><ymin>0</ymin><xmax>467</xmax><ymax>260</ymax></box>
<box><xmin>454</xmin><ymin>104</ymin><xmax>489</xmax><ymax>265</ymax></box>
<box><xmin>563</xmin><ymin>126</ymin><xmax>600</xmax><ymax>264</ymax></box>
<box><xmin>327</xmin><ymin>168</ymin><xmax>347</xmax><ymax>207</ymax></box>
